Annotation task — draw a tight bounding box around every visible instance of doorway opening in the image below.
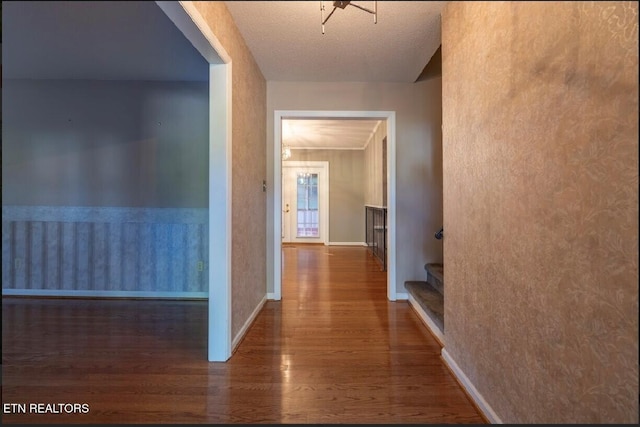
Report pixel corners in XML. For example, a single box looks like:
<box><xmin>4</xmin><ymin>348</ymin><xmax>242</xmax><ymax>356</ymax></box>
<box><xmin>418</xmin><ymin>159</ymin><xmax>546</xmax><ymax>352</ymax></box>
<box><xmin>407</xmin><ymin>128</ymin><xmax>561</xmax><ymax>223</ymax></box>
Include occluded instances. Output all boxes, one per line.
<box><xmin>273</xmin><ymin>110</ymin><xmax>397</xmax><ymax>301</ymax></box>
<box><xmin>282</xmin><ymin>161</ymin><xmax>329</xmax><ymax>245</ymax></box>
<box><xmin>159</xmin><ymin>1</ymin><xmax>232</xmax><ymax>362</ymax></box>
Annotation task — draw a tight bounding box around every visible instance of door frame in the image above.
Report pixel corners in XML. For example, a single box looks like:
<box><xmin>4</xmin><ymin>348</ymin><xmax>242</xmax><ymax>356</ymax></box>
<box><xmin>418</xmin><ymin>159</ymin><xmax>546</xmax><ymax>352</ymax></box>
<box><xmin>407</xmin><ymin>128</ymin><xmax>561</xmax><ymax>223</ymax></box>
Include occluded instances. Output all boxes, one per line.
<box><xmin>282</xmin><ymin>161</ymin><xmax>330</xmax><ymax>245</ymax></box>
<box><xmin>157</xmin><ymin>1</ymin><xmax>232</xmax><ymax>362</ymax></box>
<box><xmin>273</xmin><ymin>110</ymin><xmax>397</xmax><ymax>301</ymax></box>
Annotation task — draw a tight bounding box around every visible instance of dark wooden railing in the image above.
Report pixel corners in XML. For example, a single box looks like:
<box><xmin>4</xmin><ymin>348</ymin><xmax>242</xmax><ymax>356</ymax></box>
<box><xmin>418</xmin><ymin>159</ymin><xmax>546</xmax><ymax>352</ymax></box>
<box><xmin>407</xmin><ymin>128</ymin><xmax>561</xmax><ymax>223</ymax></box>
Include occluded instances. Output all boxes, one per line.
<box><xmin>365</xmin><ymin>206</ymin><xmax>387</xmax><ymax>271</ymax></box>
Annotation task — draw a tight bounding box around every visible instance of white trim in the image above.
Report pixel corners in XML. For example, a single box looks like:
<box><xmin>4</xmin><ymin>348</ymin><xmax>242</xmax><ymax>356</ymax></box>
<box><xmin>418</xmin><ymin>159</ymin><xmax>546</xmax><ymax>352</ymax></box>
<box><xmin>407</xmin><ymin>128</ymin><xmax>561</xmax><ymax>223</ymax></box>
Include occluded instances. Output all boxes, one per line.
<box><xmin>328</xmin><ymin>242</ymin><xmax>367</xmax><ymax>246</ymax></box>
<box><xmin>362</xmin><ymin>120</ymin><xmax>382</xmax><ymax>151</ymax></box>
<box><xmin>1</xmin><ymin>289</ymin><xmax>208</xmax><ymax>299</ymax></box>
<box><xmin>159</xmin><ymin>1</ymin><xmax>233</xmax><ymax>362</ymax></box>
<box><xmin>156</xmin><ymin>1</ymin><xmax>230</xmax><ymax>64</ymax></box>
<box><xmin>231</xmin><ymin>296</ymin><xmax>267</xmax><ymax>352</ymax></box>
<box><xmin>274</xmin><ymin>115</ymin><xmax>283</xmax><ymax>301</ymax></box>
<box><xmin>441</xmin><ymin>349</ymin><xmax>502</xmax><ymax>424</ymax></box>
<box><xmin>207</xmin><ymin>63</ymin><xmax>233</xmax><ymax>362</ymax></box>
<box><xmin>396</xmin><ymin>291</ymin><xmax>408</xmax><ymax>300</ymax></box>
<box><xmin>385</xmin><ymin>113</ymin><xmax>397</xmax><ymax>302</ymax></box>
<box><xmin>266</xmin><ymin>292</ymin><xmax>277</xmax><ymax>300</ymax></box>
<box><xmin>372</xmin><ymin>120</ymin><xmax>382</xmax><ymax>135</ymax></box>
<box><xmin>274</xmin><ymin>110</ymin><xmax>397</xmax><ymax>302</ymax></box>
<box><xmin>407</xmin><ymin>293</ymin><xmax>444</xmax><ymax>345</ymax></box>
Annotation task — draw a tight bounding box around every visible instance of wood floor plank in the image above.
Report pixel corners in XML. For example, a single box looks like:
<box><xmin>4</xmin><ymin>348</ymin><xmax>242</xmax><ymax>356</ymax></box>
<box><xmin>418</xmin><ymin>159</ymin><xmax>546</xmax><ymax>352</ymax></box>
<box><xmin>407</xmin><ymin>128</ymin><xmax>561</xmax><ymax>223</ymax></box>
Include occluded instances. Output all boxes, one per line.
<box><xmin>2</xmin><ymin>244</ymin><xmax>486</xmax><ymax>424</ymax></box>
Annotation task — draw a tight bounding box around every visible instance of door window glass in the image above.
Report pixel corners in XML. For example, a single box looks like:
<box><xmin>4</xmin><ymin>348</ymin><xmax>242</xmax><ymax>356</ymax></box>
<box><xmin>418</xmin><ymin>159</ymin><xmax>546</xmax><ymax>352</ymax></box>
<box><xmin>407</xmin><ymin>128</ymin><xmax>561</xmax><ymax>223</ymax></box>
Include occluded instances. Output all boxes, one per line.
<box><xmin>296</xmin><ymin>172</ymin><xmax>319</xmax><ymax>237</ymax></box>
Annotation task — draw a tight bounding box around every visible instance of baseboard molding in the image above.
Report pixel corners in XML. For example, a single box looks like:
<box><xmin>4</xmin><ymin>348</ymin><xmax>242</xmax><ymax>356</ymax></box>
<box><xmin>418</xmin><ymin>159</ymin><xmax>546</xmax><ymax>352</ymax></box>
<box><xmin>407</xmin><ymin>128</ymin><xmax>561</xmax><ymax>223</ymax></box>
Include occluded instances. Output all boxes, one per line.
<box><xmin>266</xmin><ymin>292</ymin><xmax>278</xmax><ymax>300</ymax></box>
<box><xmin>231</xmin><ymin>295</ymin><xmax>267</xmax><ymax>353</ymax></box>
<box><xmin>395</xmin><ymin>291</ymin><xmax>408</xmax><ymax>300</ymax></box>
<box><xmin>407</xmin><ymin>293</ymin><xmax>444</xmax><ymax>346</ymax></box>
<box><xmin>2</xmin><ymin>289</ymin><xmax>208</xmax><ymax>299</ymax></box>
<box><xmin>441</xmin><ymin>349</ymin><xmax>502</xmax><ymax>424</ymax></box>
<box><xmin>327</xmin><ymin>242</ymin><xmax>367</xmax><ymax>246</ymax></box>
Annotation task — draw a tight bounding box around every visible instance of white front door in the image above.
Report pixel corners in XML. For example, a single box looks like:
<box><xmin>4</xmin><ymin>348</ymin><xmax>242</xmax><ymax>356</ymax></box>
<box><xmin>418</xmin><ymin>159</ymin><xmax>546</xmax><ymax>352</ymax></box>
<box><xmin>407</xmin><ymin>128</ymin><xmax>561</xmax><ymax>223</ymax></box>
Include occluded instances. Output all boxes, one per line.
<box><xmin>282</xmin><ymin>161</ymin><xmax>329</xmax><ymax>244</ymax></box>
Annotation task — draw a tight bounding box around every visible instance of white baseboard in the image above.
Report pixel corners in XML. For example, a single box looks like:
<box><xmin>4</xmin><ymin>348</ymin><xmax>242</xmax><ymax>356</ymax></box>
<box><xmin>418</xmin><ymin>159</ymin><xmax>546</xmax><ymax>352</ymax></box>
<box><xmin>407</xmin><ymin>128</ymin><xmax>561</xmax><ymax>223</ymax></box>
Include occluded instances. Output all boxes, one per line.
<box><xmin>231</xmin><ymin>295</ymin><xmax>267</xmax><ymax>353</ymax></box>
<box><xmin>441</xmin><ymin>348</ymin><xmax>502</xmax><ymax>424</ymax></box>
<box><xmin>327</xmin><ymin>242</ymin><xmax>367</xmax><ymax>246</ymax></box>
<box><xmin>407</xmin><ymin>293</ymin><xmax>444</xmax><ymax>346</ymax></box>
<box><xmin>266</xmin><ymin>292</ymin><xmax>279</xmax><ymax>300</ymax></box>
<box><xmin>1</xmin><ymin>289</ymin><xmax>208</xmax><ymax>299</ymax></box>
<box><xmin>395</xmin><ymin>291</ymin><xmax>408</xmax><ymax>300</ymax></box>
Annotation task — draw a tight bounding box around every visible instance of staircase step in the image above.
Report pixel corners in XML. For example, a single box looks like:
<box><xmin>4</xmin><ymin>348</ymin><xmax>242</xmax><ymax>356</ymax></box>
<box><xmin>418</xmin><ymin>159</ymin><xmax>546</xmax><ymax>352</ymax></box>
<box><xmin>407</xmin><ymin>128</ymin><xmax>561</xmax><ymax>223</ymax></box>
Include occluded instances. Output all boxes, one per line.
<box><xmin>424</xmin><ymin>263</ymin><xmax>444</xmax><ymax>296</ymax></box>
<box><xmin>404</xmin><ymin>281</ymin><xmax>444</xmax><ymax>333</ymax></box>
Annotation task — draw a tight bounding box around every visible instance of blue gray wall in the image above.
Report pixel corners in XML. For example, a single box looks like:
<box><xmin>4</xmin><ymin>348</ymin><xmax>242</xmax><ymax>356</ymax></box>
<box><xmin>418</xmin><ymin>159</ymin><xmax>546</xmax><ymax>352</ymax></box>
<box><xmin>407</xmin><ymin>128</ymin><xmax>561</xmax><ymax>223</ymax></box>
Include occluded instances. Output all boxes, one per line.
<box><xmin>2</xmin><ymin>79</ymin><xmax>210</xmax><ymax>297</ymax></box>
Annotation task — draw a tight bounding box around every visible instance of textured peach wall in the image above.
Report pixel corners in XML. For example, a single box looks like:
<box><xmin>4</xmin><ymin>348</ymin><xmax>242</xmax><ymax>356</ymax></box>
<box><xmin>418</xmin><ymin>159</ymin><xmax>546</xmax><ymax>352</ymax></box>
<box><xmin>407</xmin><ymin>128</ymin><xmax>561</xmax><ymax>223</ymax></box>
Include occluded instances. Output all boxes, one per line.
<box><xmin>190</xmin><ymin>2</ymin><xmax>267</xmax><ymax>339</ymax></box>
<box><xmin>442</xmin><ymin>1</ymin><xmax>638</xmax><ymax>423</ymax></box>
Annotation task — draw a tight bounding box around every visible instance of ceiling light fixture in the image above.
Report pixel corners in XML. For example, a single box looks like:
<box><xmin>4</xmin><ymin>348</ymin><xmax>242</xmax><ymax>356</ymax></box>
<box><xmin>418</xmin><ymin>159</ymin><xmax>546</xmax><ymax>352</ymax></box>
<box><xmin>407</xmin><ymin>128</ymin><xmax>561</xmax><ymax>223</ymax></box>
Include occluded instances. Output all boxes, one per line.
<box><xmin>282</xmin><ymin>144</ymin><xmax>292</xmax><ymax>161</ymax></box>
<box><xmin>321</xmin><ymin>1</ymin><xmax>377</xmax><ymax>34</ymax></box>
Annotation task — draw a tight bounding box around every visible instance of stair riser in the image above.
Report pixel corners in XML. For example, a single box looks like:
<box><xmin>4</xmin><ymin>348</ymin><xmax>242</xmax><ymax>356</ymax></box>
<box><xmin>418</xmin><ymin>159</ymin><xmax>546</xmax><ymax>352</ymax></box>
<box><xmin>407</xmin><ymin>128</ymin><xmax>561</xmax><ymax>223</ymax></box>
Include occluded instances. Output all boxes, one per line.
<box><xmin>404</xmin><ymin>281</ymin><xmax>444</xmax><ymax>333</ymax></box>
<box><xmin>427</xmin><ymin>271</ymin><xmax>444</xmax><ymax>296</ymax></box>
<box><xmin>425</xmin><ymin>263</ymin><xmax>444</xmax><ymax>296</ymax></box>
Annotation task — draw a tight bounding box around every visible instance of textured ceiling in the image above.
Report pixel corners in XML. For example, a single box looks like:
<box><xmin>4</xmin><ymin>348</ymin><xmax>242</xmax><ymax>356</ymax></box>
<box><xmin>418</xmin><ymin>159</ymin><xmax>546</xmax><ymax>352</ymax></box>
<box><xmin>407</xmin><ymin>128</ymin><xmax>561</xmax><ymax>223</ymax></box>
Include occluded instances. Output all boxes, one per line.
<box><xmin>283</xmin><ymin>119</ymin><xmax>382</xmax><ymax>150</ymax></box>
<box><xmin>227</xmin><ymin>1</ymin><xmax>446</xmax><ymax>149</ymax></box>
<box><xmin>224</xmin><ymin>1</ymin><xmax>447</xmax><ymax>82</ymax></box>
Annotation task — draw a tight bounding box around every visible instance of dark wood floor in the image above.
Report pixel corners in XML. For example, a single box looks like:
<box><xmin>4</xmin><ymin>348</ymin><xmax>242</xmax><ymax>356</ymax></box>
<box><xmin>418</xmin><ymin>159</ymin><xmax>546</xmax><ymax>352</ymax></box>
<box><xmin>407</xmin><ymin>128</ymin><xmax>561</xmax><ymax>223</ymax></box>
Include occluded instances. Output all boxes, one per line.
<box><xmin>2</xmin><ymin>245</ymin><xmax>486</xmax><ymax>424</ymax></box>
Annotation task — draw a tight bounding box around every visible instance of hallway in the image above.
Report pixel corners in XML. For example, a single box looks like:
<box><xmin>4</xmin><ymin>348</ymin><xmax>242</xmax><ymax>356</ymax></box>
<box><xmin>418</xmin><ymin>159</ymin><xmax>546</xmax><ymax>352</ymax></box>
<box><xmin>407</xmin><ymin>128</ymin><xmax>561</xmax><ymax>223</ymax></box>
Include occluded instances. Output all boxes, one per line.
<box><xmin>270</xmin><ymin>244</ymin><xmax>485</xmax><ymax>423</ymax></box>
<box><xmin>2</xmin><ymin>245</ymin><xmax>486</xmax><ymax>423</ymax></box>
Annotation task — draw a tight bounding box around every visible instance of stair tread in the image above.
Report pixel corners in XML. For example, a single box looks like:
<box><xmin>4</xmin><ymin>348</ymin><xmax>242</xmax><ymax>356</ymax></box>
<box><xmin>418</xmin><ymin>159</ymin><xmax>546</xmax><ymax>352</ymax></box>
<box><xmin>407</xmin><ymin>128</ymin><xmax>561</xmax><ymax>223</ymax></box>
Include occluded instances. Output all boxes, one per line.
<box><xmin>404</xmin><ymin>281</ymin><xmax>444</xmax><ymax>332</ymax></box>
<box><xmin>424</xmin><ymin>263</ymin><xmax>444</xmax><ymax>280</ymax></box>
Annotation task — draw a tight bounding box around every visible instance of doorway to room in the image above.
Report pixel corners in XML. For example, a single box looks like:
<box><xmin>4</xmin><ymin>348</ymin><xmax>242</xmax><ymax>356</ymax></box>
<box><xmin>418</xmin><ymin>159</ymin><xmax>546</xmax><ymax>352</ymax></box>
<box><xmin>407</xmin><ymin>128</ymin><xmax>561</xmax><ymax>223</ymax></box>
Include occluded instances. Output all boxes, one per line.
<box><xmin>273</xmin><ymin>110</ymin><xmax>397</xmax><ymax>302</ymax></box>
<box><xmin>159</xmin><ymin>1</ymin><xmax>232</xmax><ymax>362</ymax></box>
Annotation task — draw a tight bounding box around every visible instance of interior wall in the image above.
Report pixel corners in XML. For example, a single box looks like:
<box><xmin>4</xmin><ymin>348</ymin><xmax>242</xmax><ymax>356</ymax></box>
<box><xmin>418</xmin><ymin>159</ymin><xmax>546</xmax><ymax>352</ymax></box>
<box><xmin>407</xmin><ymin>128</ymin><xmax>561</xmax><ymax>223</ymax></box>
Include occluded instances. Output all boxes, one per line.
<box><xmin>364</xmin><ymin>120</ymin><xmax>387</xmax><ymax>207</ymax></box>
<box><xmin>190</xmin><ymin>1</ymin><xmax>267</xmax><ymax>339</ymax></box>
<box><xmin>267</xmin><ymin>79</ymin><xmax>444</xmax><ymax>295</ymax></box>
<box><xmin>2</xmin><ymin>78</ymin><xmax>209</xmax><ymax>297</ymax></box>
<box><xmin>441</xmin><ymin>1</ymin><xmax>638</xmax><ymax>423</ymax></box>
<box><xmin>2</xmin><ymin>79</ymin><xmax>209</xmax><ymax>207</ymax></box>
<box><xmin>285</xmin><ymin>149</ymin><xmax>365</xmax><ymax>244</ymax></box>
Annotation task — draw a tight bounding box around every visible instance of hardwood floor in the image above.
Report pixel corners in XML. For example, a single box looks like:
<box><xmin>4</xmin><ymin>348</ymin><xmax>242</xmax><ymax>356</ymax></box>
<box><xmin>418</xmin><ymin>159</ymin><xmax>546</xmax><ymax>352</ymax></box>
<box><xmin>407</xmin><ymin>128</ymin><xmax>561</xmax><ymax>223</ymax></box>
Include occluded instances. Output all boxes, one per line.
<box><xmin>1</xmin><ymin>245</ymin><xmax>486</xmax><ymax>424</ymax></box>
